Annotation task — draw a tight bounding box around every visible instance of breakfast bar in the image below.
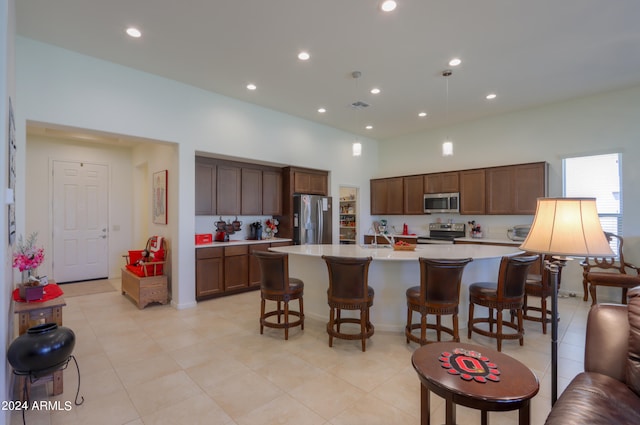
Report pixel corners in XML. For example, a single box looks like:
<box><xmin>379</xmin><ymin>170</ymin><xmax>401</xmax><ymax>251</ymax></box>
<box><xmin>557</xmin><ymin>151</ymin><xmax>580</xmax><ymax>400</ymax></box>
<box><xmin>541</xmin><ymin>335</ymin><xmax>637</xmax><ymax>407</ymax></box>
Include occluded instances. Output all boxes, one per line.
<box><xmin>269</xmin><ymin>244</ymin><xmax>523</xmax><ymax>332</ymax></box>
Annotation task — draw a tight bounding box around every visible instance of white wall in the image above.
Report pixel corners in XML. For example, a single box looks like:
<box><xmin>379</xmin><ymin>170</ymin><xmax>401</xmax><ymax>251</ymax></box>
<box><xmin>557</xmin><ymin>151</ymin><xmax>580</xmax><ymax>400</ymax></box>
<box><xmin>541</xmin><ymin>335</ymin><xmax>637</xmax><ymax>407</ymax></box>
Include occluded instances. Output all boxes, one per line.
<box><xmin>378</xmin><ymin>85</ymin><xmax>640</xmax><ymax>299</ymax></box>
<box><xmin>1</xmin><ymin>0</ymin><xmax>15</xmax><ymax>415</ymax></box>
<box><xmin>15</xmin><ymin>37</ymin><xmax>379</xmax><ymax>309</ymax></box>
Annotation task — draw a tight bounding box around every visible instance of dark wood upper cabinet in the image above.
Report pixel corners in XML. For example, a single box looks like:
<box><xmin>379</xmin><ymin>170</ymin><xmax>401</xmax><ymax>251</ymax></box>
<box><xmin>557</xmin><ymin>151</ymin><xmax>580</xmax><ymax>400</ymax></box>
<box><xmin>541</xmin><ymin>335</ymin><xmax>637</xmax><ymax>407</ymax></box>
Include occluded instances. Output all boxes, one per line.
<box><xmin>371</xmin><ymin>177</ymin><xmax>404</xmax><ymax>215</ymax></box>
<box><xmin>195</xmin><ymin>161</ymin><xmax>216</xmax><ymax>215</ymax></box>
<box><xmin>293</xmin><ymin>170</ymin><xmax>328</xmax><ymax>195</ymax></box>
<box><xmin>486</xmin><ymin>162</ymin><xmax>547</xmax><ymax>215</ymax></box>
<box><xmin>486</xmin><ymin>166</ymin><xmax>514</xmax><ymax>215</ymax></box>
<box><xmin>217</xmin><ymin>164</ymin><xmax>242</xmax><ymax>215</ymax></box>
<box><xmin>424</xmin><ymin>172</ymin><xmax>459</xmax><ymax>193</ymax></box>
<box><xmin>459</xmin><ymin>169</ymin><xmax>486</xmax><ymax>215</ymax></box>
<box><xmin>196</xmin><ymin>156</ymin><xmax>284</xmax><ymax>216</ymax></box>
<box><xmin>262</xmin><ymin>170</ymin><xmax>282</xmax><ymax>215</ymax></box>
<box><xmin>241</xmin><ymin>167</ymin><xmax>263</xmax><ymax>215</ymax></box>
<box><xmin>403</xmin><ymin>175</ymin><xmax>424</xmax><ymax>215</ymax></box>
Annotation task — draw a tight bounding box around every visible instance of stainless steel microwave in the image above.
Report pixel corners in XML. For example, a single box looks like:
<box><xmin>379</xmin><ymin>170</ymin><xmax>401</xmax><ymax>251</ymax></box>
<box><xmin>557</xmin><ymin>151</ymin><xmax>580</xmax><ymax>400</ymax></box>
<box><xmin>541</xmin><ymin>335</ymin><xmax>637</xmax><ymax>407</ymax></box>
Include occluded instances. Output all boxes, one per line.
<box><xmin>424</xmin><ymin>192</ymin><xmax>460</xmax><ymax>214</ymax></box>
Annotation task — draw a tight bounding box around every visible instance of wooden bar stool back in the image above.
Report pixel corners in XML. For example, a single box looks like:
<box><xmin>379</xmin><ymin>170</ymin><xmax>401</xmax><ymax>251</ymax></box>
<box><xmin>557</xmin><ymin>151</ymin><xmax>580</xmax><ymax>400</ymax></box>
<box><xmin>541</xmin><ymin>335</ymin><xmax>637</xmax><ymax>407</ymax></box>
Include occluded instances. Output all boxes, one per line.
<box><xmin>254</xmin><ymin>251</ymin><xmax>304</xmax><ymax>340</ymax></box>
<box><xmin>405</xmin><ymin>257</ymin><xmax>473</xmax><ymax>345</ymax></box>
<box><xmin>523</xmin><ymin>254</ymin><xmax>562</xmax><ymax>334</ymax></box>
<box><xmin>322</xmin><ymin>255</ymin><xmax>374</xmax><ymax>352</ymax></box>
<box><xmin>468</xmin><ymin>255</ymin><xmax>538</xmax><ymax>351</ymax></box>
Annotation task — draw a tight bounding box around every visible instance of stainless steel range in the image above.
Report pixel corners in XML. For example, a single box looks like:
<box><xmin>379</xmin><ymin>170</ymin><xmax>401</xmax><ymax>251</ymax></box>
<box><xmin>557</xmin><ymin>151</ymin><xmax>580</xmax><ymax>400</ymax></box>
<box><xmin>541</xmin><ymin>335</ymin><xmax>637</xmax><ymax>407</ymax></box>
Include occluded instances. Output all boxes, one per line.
<box><xmin>417</xmin><ymin>223</ymin><xmax>466</xmax><ymax>244</ymax></box>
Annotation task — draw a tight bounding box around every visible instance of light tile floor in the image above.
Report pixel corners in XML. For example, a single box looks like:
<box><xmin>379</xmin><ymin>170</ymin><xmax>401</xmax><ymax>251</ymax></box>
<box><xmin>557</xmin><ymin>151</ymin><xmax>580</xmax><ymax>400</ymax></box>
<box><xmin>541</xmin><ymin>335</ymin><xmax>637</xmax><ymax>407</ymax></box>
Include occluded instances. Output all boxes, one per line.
<box><xmin>12</xmin><ymin>280</ymin><xmax>593</xmax><ymax>425</ymax></box>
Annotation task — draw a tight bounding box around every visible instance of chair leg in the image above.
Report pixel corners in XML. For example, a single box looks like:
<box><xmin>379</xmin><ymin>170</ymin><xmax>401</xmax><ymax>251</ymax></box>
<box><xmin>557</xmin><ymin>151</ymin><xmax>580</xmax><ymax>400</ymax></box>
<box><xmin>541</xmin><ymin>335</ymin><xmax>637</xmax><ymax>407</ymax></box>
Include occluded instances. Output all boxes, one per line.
<box><xmin>496</xmin><ymin>309</ymin><xmax>503</xmax><ymax>352</ymax></box>
<box><xmin>582</xmin><ymin>275</ymin><xmax>589</xmax><ymax>302</ymax></box>
<box><xmin>328</xmin><ymin>307</ymin><xmax>335</xmax><ymax>347</ymax></box>
<box><xmin>361</xmin><ymin>307</ymin><xmax>367</xmax><ymax>352</ymax></box>
<box><xmin>260</xmin><ymin>298</ymin><xmax>266</xmax><ymax>334</ymax></box>
<box><xmin>541</xmin><ymin>296</ymin><xmax>548</xmax><ymax>334</ymax></box>
<box><xmin>453</xmin><ymin>313</ymin><xmax>459</xmax><ymax>342</ymax></box>
<box><xmin>299</xmin><ymin>297</ymin><xmax>305</xmax><ymax>330</ymax></box>
<box><xmin>589</xmin><ymin>284</ymin><xmax>598</xmax><ymax>306</ymax></box>
<box><xmin>488</xmin><ymin>308</ymin><xmax>494</xmax><ymax>333</ymax></box>
<box><xmin>518</xmin><ymin>307</ymin><xmax>524</xmax><ymax>346</ymax></box>
<box><xmin>468</xmin><ymin>302</ymin><xmax>475</xmax><ymax>339</ymax></box>
<box><xmin>622</xmin><ymin>287</ymin><xmax>629</xmax><ymax>304</ymax></box>
<box><xmin>406</xmin><ymin>307</ymin><xmax>412</xmax><ymax>344</ymax></box>
<box><xmin>436</xmin><ymin>315</ymin><xmax>442</xmax><ymax>341</ymax></box>
<box><xmin>284</xmin><ymin>301</ymin><xmax>290</xmax><ymax>340</ymax></box>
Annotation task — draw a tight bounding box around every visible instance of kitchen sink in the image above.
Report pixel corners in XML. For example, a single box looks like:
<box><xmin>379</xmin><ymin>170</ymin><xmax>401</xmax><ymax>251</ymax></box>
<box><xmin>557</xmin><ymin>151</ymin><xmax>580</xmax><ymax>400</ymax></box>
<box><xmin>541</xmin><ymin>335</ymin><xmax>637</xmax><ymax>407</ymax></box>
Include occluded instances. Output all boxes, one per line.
<box><xmin>360</xmin><ymin>244</ymin><xmax>392</xmax><ymax>249</ymax></box>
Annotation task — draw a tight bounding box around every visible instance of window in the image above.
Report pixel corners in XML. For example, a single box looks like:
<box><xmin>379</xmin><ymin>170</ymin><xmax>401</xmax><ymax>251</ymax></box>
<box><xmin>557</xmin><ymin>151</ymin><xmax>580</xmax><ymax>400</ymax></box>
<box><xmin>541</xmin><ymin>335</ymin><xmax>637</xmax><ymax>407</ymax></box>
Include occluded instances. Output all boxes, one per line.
<box><xmin>563</xmin><ymin>152</ymin><xmax>622</xmax><ymax>251</ymax></box>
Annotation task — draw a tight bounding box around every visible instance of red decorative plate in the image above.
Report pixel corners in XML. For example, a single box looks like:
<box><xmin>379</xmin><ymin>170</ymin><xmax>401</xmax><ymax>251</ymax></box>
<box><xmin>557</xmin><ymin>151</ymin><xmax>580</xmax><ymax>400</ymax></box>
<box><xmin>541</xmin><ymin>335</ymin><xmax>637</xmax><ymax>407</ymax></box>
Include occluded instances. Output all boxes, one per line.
<box><xmin>439</xmin><ymin>348</ymin><xmax>501</xmax><ymax>383</ymax></box>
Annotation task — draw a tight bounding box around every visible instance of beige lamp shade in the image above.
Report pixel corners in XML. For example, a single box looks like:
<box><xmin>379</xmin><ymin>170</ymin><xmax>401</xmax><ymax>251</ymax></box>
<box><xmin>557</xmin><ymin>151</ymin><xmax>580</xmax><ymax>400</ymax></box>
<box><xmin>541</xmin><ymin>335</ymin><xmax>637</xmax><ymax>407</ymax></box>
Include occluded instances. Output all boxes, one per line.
<box><xmin>519</xmin><ymin>197</ymin><xmax>615</xmax><ymax>257</ymax></box>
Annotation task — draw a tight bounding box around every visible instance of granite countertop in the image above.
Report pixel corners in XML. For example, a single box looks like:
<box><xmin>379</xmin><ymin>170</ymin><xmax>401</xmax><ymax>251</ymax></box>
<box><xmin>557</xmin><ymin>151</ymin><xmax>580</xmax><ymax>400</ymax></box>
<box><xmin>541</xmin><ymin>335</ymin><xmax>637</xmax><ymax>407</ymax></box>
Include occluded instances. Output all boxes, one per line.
<box><xmin>454</xmin><ymin>237</ymin><xmax>523</xmax><ymax>246</ymax></box>
<box><xmin>196</xmin><ymin>237</ymin><xmax>292</xmax><ymax>248</ymax></box>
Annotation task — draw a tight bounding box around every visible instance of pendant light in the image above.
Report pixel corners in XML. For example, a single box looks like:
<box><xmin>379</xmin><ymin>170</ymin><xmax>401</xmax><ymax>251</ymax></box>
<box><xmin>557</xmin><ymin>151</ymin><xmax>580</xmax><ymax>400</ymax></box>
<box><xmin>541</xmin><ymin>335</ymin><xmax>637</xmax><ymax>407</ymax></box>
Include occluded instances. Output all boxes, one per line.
<box><xmin>442</xmin><ymin>69</ymin><xmax>453</xmax><ymax>157</ymax></box>
<box><xmin>351</xmin><ymin>71</ymin><xmax>364</xmax><ymax>157</ymax></box>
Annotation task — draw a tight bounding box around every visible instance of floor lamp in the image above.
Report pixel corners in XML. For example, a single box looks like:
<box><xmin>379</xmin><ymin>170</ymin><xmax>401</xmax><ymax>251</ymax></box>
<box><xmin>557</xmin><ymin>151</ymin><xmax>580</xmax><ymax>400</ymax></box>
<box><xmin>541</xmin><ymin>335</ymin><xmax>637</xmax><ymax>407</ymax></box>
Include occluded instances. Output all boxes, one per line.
<box><xmin>519</xmin><ymin>197</ymin><xmax>614</xmax><ymax>405</ymax></box>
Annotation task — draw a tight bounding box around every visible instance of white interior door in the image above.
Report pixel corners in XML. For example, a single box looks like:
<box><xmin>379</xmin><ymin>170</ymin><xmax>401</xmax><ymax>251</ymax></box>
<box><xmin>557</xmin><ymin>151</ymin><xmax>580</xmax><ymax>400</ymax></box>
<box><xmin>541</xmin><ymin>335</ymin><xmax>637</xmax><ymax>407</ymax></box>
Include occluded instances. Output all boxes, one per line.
<box><xmin>52</xmin><ymin>160</ymin><xmax>109</xmax><ymax>283</ymax></box>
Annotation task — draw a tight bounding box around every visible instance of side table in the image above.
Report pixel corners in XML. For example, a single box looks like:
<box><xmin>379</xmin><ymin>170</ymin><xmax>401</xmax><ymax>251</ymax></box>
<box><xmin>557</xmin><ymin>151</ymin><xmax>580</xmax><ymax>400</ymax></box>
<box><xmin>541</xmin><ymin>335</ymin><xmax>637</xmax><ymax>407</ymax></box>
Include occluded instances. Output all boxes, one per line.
<box><xmin>13</xmin><ymin>291</ymin><xmax>67</xmax><ymax>400</ymax></box>
<box><xmin>412</xmin><ymin>342</ymin><xmax>539</xmax><ymax>425</ymax></box>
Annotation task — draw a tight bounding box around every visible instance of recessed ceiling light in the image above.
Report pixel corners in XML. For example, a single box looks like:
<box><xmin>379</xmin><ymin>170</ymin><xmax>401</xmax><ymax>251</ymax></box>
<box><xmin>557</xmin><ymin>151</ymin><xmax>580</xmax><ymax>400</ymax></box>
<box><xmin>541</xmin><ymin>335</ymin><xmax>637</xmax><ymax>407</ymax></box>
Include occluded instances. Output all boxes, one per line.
<box><xmin>380</xmin><ymin>1</ymin><xmax>397</xmax><ymax>12</ymax></box>
<box><xmin>486</xmin><ymin>93</ymin><xmax>497</xmax><ymax>100</ymax></box>
<box><xmin>418</xmin><ymin>112</ymin><xmax>427</xmax><ymax>117</ymax></box>
<box><xmin>318</xmin><ymin>107</ymin><xmax>326</xmax><ymax>113</ymax></box>
<box><xmin>365</xmin><ymin>125</ymin><xmax>373</xmax><ymax>130</ymax></box>
<box><xmin>370</xmin><ymin>88</ymin><xmax>381</xmax><ymax>95</ymax></box>
<box><xmin>298</xmin><ymin>51</ymin><xmax>310</xmax><ymax>61</ymax></box>
<box><xmin>126</xmin><ymin>27</ymin><xmax>142</xmax><ymax>38</ymax></box>
<box><xmin>449</xmin><ymin>58</ymin><xmax>462</xmax><ymax>67</ymax></box>
<box><xmin>246</xmin><ymin>83</ymin><xmax>257</xmax><ymax>91</ymax></box>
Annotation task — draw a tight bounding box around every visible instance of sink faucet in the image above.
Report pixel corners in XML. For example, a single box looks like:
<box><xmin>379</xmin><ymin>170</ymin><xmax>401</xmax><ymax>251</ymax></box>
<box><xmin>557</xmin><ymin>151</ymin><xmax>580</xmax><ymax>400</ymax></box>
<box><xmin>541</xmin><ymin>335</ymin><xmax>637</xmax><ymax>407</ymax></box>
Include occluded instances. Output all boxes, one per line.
<box><xmin>369</xmin><ymin>226</ymin><xmax>378</xmax><ymax>247</ymax></box>
<box><xmin>381</xmin><ymin>233</ymin><xmax>395</xmax><ymax>246</ymax></box>
<box><xmin>369</xmin><ymin>225</ymin><xmax>394</xmax><ymax>247</ymax></box>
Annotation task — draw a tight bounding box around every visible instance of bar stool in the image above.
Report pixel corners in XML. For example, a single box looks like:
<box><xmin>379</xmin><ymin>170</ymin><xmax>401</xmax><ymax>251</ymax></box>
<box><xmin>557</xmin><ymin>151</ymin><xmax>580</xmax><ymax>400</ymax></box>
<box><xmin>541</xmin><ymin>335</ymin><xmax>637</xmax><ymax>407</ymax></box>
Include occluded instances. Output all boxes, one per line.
<box><xmin>322</xmin><ymin>255</ymin><xmax>374</xmax><ymax>352</ymax></box>
<box><xmin>523</xmin><ymin>255</ymin><xmax>562</xmax><ymax>334</ymax></box>
<box><xmin>468</xmin><ymin>255</ymin><xmax>538</xmax><ymax>351</ymax></box>
<box><xmin>253</xmin><ymin>251</ymin><xmax>304</xmax><ymax>340</ymax></box>
<box><xmin>406</xmin><ymin>257</ymin><xmax>473</xmax><ymax>345</ymax></box>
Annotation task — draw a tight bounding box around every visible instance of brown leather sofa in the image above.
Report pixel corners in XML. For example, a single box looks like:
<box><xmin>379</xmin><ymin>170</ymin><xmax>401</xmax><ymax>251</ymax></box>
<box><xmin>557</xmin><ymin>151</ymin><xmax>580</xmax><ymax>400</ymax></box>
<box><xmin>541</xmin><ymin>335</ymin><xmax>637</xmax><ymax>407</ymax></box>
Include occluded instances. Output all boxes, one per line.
<box><xmin>545</xmin><ymin>286</ymin><xmax>640</xmax><ymax>424</ymax></box>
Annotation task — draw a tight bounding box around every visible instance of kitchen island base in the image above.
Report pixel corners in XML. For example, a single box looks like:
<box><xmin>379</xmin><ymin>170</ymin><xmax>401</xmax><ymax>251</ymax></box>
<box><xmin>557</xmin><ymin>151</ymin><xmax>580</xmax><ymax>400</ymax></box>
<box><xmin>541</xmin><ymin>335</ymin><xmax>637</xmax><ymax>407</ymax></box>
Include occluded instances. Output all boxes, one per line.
<box><xmin>269</xmin><ymin>244</ymin><xmax>523</xmax><ymax>332</ymax></box>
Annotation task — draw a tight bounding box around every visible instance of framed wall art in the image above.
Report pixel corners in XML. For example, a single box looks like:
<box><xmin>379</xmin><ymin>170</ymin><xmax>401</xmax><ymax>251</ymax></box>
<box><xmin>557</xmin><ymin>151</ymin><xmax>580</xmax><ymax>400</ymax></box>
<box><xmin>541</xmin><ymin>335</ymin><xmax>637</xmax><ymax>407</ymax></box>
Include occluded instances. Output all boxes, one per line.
<box><xmin>153</xmin><ymin>170</ymin><xmax>168</xmax><ymax>224</ymax></box>
<box><xmin>8</xmin><ymin>97</ymin><xmax>16</xmax><ymax>244</ymax></box>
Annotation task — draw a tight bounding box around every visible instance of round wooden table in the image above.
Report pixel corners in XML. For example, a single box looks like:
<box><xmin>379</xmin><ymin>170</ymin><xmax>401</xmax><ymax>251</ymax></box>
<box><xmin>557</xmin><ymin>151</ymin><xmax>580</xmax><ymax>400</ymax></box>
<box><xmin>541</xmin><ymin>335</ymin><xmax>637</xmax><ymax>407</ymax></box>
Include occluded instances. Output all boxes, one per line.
<box><xmin>412</xmin><ymin>342</ymin><xmax>539</xmax><ymax>425</ymax></box>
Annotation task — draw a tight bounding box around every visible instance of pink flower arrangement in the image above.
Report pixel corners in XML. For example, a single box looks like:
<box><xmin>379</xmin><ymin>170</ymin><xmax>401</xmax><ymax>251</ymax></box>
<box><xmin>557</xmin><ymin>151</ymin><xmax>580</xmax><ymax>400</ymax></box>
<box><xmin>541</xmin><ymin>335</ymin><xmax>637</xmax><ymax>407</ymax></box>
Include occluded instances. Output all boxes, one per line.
<box><xmin>13</xmin><ymin>232</ymin><xmax>45</xmax><ymax>272</ymax></box>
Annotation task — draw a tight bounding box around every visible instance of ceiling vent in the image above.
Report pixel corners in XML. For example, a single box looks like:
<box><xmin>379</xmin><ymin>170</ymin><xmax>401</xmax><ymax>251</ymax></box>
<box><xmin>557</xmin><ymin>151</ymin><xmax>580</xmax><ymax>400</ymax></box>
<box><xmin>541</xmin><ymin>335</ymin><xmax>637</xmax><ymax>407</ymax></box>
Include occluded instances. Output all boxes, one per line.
<box><xmin>351</xmin><ymin>101</ymin><xmax>369</xmax><ymax>109</ymax></box>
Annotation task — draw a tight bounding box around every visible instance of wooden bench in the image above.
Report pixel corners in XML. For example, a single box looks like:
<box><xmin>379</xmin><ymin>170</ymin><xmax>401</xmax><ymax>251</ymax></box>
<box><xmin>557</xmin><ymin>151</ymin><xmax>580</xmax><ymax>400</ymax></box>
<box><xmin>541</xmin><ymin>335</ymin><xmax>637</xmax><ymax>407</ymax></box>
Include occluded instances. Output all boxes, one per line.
<box><xmin>121</xmin><ymin>267</ymin><xmax>168</xmax><ymax>309</ymax></box>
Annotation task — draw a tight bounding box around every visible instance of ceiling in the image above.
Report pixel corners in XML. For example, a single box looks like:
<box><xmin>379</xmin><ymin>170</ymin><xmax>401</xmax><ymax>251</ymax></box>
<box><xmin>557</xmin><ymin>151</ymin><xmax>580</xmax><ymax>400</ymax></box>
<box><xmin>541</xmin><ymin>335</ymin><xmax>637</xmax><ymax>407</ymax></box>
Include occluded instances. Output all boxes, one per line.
<box><xmin>15</xmin><ymin>0</ymin><xmax>640</xmax><ymax>141</ymax></box>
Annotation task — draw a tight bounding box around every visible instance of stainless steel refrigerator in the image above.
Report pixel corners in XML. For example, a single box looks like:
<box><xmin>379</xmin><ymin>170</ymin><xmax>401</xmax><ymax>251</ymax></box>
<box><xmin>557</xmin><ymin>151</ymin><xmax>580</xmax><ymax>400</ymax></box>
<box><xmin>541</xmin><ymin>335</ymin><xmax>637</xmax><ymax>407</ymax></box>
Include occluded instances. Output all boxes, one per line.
<box><xmin>293</xmin><ymin>194</ymin><xmax>333</xmax><ymax>245</ymax></box>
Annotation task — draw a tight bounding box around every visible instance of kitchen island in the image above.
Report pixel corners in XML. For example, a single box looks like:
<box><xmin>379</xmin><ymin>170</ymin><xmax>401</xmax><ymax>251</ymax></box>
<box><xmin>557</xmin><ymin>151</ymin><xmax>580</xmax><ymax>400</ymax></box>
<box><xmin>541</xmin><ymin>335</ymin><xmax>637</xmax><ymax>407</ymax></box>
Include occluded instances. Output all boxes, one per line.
<box><xmin>269</xmin><ymin>244</ymin><xmax>524</xmax><ymax>332</ymax></box>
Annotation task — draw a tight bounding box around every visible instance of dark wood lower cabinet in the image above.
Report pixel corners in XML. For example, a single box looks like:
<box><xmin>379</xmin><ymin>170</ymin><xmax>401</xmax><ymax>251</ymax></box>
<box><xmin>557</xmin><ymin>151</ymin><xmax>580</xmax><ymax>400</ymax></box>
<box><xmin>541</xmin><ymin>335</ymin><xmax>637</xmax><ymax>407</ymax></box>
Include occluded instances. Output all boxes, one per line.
<box><xmin>196</xmin><ymin>241</ymin><xmax>292</xmax><ymax>300</ymax></box>
<box><xmin>196</xmin><ymin>247</ymin><xmax>224</xmax><ymax>300</ymax></box>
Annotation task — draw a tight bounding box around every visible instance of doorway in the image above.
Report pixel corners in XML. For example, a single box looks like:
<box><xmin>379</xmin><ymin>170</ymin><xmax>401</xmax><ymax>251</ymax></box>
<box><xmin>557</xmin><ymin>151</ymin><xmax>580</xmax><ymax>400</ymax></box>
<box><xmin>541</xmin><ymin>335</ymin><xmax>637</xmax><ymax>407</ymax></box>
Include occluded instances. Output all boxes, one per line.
<box><xmin>52</xmin><ymin>160</ymin><xmax>109</xmax><ymax>283</ymax></box>
<box><xmin>339</xmin><ymin>186</ymin><xmax>359</xmax><ymax>244</ymax></box>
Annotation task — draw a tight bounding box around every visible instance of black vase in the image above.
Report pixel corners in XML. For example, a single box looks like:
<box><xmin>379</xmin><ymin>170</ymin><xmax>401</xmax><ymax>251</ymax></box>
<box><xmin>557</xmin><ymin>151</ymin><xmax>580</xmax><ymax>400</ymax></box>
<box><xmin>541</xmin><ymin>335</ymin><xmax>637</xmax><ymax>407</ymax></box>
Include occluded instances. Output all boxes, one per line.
<box><xmin>7</xmin><ymin>323</ymin><xmax>75</xmax><ymax>378</ymax></box>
